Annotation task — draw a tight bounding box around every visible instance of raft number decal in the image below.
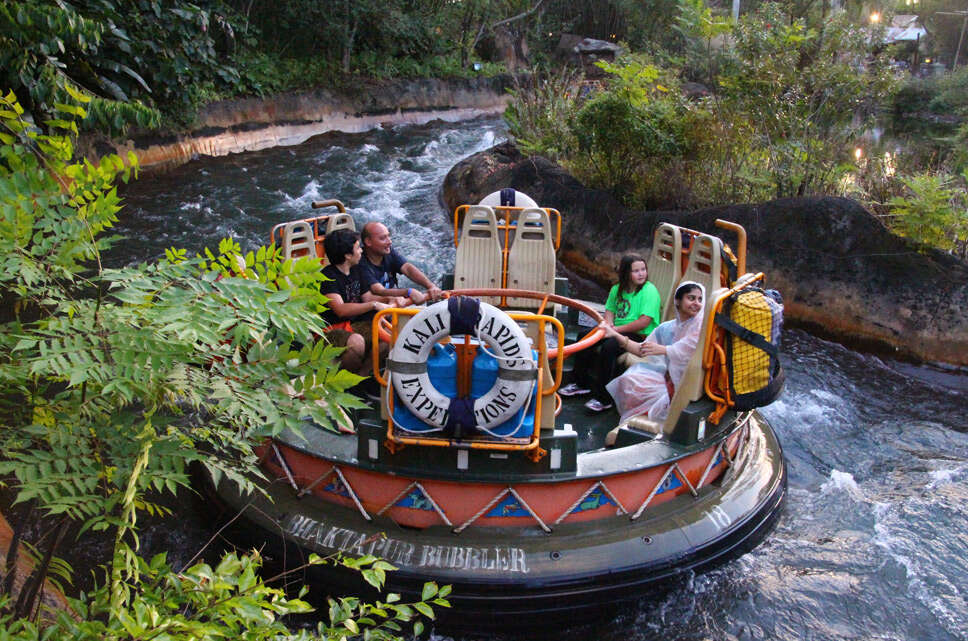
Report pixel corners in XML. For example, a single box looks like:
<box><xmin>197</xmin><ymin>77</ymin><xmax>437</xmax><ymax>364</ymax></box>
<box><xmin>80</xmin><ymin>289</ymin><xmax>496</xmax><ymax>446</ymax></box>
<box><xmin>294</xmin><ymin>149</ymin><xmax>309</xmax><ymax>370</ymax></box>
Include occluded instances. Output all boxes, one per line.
<box><xmin>286</xmin><ymin>514</ymin><xmax>529</xmax><ymax>573</ymax></box>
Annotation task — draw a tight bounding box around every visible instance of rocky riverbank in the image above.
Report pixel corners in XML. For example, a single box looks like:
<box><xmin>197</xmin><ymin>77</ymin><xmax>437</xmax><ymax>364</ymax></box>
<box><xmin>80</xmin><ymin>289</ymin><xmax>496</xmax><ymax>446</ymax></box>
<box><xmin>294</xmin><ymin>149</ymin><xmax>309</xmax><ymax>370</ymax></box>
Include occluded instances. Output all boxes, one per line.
<box><xmin>79</xmin><ymin>76</ymin><xmax>514</xmax><ymax>173</ymax></box>
<box><xmin>443</xmin><ymin>141</ymin><xmax>968</xmax><ymax>366</ymax></box>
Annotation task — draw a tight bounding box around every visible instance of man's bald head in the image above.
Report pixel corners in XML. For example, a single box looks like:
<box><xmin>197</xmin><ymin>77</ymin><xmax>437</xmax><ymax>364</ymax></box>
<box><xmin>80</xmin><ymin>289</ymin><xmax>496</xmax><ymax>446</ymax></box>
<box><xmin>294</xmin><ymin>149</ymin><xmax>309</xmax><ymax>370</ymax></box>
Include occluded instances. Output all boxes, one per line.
<box><xmin>361</xmin><ymin>222</ymin><xmax>392</xmax><ymax>258</ymax></box>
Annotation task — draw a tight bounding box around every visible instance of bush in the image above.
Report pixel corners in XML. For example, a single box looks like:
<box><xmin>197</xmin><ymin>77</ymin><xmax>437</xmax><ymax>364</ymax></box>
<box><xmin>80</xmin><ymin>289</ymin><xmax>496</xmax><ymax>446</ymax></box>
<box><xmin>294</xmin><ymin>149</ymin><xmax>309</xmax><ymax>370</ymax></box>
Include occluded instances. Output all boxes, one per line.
<box><xmin>887</xmin><ymin>171</ymin><xmax>968</xmax><ymax>256</ymax></box>
<box><xmin>504</xmin><ymin>67</ymin><xmax>581</xmax><ymax>161</ymax></box>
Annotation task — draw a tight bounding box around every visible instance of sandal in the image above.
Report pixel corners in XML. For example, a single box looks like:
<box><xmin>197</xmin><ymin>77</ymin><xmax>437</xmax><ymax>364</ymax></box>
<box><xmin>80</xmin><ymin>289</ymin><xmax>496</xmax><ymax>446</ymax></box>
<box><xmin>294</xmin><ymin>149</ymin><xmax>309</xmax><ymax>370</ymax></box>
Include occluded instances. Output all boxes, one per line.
<box><xmin>584</xmin><ymin>398</ymin><xmax>613</xmax><ymax>413</ymax></box>
<box><xmin>559</xmin><ymin>383</ymin><xmax>591</xmax><ymax>397</ymax></box>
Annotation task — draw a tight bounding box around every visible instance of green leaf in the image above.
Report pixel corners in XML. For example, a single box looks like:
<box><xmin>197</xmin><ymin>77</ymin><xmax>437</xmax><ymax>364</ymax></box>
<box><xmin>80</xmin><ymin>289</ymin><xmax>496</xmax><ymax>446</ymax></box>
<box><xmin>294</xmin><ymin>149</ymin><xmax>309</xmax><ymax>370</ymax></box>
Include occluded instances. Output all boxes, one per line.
<box><xmin>421</xmin><ymin>582</ymin><xmax>437</xmax><ymax>600</ymax></box>
<box><xmin>413</xmin><ymin>601</ymin><xmax>435</xmax><ymax>619</ymax></box>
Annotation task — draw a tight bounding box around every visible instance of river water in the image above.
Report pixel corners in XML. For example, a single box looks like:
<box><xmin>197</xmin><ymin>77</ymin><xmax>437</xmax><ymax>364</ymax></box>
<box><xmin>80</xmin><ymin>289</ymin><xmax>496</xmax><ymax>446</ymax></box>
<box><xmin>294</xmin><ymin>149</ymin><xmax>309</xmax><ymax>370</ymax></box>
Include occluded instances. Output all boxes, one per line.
<box><xmin>112</xmin><ymin>117</ymin><xmax>968</xmax><ymax>641</ymax></box>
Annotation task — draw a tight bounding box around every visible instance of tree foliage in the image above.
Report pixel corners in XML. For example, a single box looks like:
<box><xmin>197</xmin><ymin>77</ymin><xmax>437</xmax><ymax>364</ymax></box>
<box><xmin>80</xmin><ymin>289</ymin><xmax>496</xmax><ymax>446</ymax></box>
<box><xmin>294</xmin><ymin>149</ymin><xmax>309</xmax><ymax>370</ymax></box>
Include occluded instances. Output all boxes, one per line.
<box><xmin>716</xmin><ymin>4</ymin><xmax>898</xmax><ymax>198</ymax></box>
<box><xmin>0</xmin><ymin>89</ymin><xmax>445</xmax><ymax>634</ymax></box>
<box><xmin>506</xmin><ymin>2</ymin><xmax>903</xmax><ymax>208</ymax></box>
<box><xmin>1</xmin><ymin>0</ymin><xmax>245</xmax><ymax>133</ymax></box>
<box><xmin>570</xmin><ymin>58</ymin><xmax>690</xmax><ymax>198</ymax></box>
<box><xmin>504</xmin><ymin>67</ymin><xmax>580</xmax><ymax>160</ymax></box>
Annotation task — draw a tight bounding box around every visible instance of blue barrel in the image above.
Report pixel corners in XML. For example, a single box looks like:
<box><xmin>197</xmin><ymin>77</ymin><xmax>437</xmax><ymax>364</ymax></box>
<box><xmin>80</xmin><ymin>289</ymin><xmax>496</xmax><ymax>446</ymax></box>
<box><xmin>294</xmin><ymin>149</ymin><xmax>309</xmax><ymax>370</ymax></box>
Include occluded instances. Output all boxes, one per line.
<box><xmin>470</xmin><ymin>350</ymin><xmax>499</xmax><ymax>398</ymax></box>
<box><xmin>427</xmin><ymin>343</ymin><xmax>457</xmax><ymax>398</ymax></box>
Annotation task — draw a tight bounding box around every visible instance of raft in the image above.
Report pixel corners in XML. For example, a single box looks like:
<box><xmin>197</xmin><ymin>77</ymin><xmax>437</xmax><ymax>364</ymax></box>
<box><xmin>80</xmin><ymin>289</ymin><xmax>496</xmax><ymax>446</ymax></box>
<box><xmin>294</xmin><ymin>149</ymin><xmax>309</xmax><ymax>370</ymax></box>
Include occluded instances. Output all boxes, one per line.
<box><xmin>208</xmin><ymin>193</ymin><xmax>787</xmax><ymax>632</ymax></box>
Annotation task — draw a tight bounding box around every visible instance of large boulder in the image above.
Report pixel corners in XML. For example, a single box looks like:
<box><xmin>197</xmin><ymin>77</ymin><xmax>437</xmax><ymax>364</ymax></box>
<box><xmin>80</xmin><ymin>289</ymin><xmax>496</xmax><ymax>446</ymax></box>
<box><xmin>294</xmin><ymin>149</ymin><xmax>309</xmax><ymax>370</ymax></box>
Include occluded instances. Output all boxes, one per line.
<box><xmin>553</xmin><ymin>35</ymin><xmax>623</xmax><ymax>77</ymax></box>
<box><xmin>442</xmin><ymin>141</ymin><xmax>968</xmax><ymax>366</ymax></box>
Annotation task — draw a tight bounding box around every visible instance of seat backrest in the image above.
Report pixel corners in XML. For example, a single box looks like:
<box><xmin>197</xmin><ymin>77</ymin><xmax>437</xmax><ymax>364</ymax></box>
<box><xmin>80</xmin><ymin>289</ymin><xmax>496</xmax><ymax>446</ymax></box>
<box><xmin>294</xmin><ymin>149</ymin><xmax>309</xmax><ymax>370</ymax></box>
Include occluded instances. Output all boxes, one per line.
<box><xmin>648</xmin><ymin>223</ymin><xmax>683</xmax><ymax>323</ymax></box>
<box><xmin>453</xmin><ymin>205</ymin><xmax>503</xmax><ymax>306</ymax></box>
<box><xmin>324</xmin><ymin>214</ymin><xmax>356</xmax><ymax>234</ymax></box>
<box><xmin>281</xmin><ymin>221</ymin><xmax>317</xmax><ymax>261</ymax></box>
<box><xmin>680</xmin><ymin>234</ymin><xmax>722</xmax><ymax>299</ymax></box>
<box><xmin>505</xmin><ymin>208</ymin><xmax>556</xmax><ymax>308</ymax></box>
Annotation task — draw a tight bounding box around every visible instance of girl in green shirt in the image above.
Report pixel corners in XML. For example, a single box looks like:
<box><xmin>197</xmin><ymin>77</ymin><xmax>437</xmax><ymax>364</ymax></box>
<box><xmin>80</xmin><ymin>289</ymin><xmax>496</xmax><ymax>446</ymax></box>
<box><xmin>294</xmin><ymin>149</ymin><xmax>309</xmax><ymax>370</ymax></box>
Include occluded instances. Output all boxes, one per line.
<box><xmin>560</xmin><ymin>255</ymin><xmax>662</xmax><ymax>412</ymax></box>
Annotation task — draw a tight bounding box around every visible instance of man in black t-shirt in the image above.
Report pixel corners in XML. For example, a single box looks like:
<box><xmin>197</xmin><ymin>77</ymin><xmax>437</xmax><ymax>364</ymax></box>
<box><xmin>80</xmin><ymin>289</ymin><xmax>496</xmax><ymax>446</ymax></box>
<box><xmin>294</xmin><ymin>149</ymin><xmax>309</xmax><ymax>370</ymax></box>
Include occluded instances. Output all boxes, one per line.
<box><xmin>360</xmin><ymin>222</ymin><xmax>442</xmax><ymax>304</ymax></box>
<box><xmin>320</xmin><ymin>229</ymin><xmax>393</xmax><ymax>374</ymax></box>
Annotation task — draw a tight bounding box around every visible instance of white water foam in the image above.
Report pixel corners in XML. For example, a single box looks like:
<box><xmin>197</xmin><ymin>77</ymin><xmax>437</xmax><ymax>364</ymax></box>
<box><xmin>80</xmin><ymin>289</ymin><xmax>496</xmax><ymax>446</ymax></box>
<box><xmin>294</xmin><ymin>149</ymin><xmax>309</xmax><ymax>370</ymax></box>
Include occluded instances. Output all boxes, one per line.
<box><xmin>926</xmin><ymin>464</ymin><xmax>967</xmax><ymax>490</ymax></box>
<box><xmin>820</xmin><ymin>469</ymin><xmax>865</xmax><ymax>501</ymax></box>
<box><xmin>281</xmin><ymin>179</ymin><xmax>326</xmax><ymax>212</ymax></box>
<box><xmin>762</xmin><ymin>388</ymin><xmax>848</xmax><ymax>435</ymax></box>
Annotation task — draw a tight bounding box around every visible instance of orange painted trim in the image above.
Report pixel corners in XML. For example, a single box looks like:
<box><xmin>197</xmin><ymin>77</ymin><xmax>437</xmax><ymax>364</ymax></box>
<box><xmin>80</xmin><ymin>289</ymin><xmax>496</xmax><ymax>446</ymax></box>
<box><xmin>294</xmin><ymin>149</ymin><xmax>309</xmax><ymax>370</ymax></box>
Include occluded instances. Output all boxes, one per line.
<box><xmin>260</xmin><ymin>424</ymin><xmax>743</xmax><ymax>529</ymax></box>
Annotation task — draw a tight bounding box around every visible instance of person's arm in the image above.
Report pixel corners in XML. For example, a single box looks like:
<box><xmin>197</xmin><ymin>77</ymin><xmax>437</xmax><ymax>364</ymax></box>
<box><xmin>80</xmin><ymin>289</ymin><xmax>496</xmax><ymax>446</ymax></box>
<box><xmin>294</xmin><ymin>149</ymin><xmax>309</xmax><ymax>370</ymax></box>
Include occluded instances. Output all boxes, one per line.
<box><xmin>366</xmin><ymin>280</ymin><xmax>409</xmax><ymax>297</ymax></box>
<box><xmin>602</xmin><ymin>323</ymin><xmax>650</xmax><ymax>355</ymax></box>
<box><xmin>325</xmin><ymin>293</ymin><xmax>389</xmax><ymax>319</ymax></box>
<box><xmin>361</xmin><ymin>263</ymin><xmax>411</xmax><ymax>300</ymax></box>
<box><xmin>362</xmin><ymin>291</ymin><xmax>406</xmax><ymax>307</ymax></box>
<box><xmin>401</xmin><ymin>262</ymin><xmax>442</xmax><ymax>302</ymax></box>
<box><xmin>614</xmin><ymin>314</ymin><xmax>654</xmax><ymax>335</ymax></box>
<box><xmin>602</xmin><ymin>310</ymin><xmax>616</xmax><ymax>328</ymax></box>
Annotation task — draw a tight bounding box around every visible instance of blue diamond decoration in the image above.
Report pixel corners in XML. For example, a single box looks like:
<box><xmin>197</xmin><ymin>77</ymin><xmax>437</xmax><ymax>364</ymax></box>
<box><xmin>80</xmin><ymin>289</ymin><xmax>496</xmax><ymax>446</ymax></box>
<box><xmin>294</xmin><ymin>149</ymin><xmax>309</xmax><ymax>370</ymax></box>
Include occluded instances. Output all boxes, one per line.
<box><xmin>571</xmin><ymin>487</ymin><xmax>617</xmax><ymax>513</ymax></box>
<box><xmin>323</xmin><ymin>477</ymin><xmax>351</xmax><ymax>498</ymax></box>
<box><xmin>485</xmin><ymin>494</ymin><xmax>531</xmax><ymax>518</ymax></box>
<box><xmin>655</xmin><ymin>472</ymin><xmax>683</xmax><ymax>495</ymax></box>
<box><xmin>395</xmin><ymin>488</ymin><xmax>435</xmax><ymax>511</ymax></box>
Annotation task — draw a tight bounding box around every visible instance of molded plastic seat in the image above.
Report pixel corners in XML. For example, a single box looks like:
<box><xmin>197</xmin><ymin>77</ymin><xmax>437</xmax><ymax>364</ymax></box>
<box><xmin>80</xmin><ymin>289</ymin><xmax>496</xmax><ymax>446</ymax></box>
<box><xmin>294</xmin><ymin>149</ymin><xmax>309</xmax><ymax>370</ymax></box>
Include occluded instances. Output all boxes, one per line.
<box><xmin>325</xmin><ymin>214</ymin><xmax>356</xmax><ymax>234</ymax></box>
<box><xmin>454</xmin><ymin>206</ymin><xmax>503</xmax><ymax>306</ymax></box>
<box><xmin>648</xmin><ymin>224</ymin><xmax>683</xmax><ymax>323</ymax></box>
<box><xmin>281</xmin><ymin>221</ymin><xmax>317</xmax><ymax>261</ymax></box>
<box><xmin>681</xmin><ymin>234</ymin><xmax>722</xmax><ymax>299</ymax></box>
<box><xmin>506</xmin><ymin>208</ymin><xmax>556</xmax><ymax>308</ymax></box>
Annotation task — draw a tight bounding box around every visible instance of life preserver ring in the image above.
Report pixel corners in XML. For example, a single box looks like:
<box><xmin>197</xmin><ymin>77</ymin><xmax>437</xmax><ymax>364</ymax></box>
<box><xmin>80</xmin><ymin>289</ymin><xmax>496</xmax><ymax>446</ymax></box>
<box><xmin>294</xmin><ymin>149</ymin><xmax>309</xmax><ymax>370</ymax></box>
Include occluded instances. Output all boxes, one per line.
<box><xmin>387</xmin><ymin>297</ymin><xmax>536</xmax><ymax>436</ymax></box>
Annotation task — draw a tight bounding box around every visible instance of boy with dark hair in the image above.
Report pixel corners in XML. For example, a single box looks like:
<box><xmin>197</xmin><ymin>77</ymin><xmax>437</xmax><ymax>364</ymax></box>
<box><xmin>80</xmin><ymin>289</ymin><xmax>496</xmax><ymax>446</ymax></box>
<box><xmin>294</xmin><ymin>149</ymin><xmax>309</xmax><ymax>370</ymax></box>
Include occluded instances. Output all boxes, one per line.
<box><xmin>321</xmin><ymin>229</ymin><xmax>392</xmax><ymax>375</ymax></box>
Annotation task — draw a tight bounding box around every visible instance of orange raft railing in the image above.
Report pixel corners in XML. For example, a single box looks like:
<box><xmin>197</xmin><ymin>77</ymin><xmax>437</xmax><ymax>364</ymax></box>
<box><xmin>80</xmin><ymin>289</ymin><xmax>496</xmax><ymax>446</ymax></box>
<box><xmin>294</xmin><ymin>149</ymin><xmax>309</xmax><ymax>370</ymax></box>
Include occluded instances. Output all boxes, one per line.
<box><xmin>374</xmin><ymin>288</ymin><xmax>605</xmax><ymax>360</ymax></box>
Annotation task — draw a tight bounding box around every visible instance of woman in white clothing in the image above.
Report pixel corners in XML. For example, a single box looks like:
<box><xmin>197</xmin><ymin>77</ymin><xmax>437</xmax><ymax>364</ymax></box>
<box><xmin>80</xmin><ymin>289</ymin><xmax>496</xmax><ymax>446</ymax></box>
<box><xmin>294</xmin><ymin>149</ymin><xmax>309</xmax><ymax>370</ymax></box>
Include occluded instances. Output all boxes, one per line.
<box><xmin>604</xmin><ymin>281</ymin><xmax>705</xmax><ymax>424</ymax></box>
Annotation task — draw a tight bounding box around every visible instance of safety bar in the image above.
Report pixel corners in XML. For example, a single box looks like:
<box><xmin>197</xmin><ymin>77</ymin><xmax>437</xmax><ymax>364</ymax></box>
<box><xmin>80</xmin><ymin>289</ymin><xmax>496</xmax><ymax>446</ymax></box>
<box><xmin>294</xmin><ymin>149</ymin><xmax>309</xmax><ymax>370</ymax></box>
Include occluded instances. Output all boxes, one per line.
<box><xmin>312</xmin><ymin>199</ymin><xmax>347</xmax><ymax>213</ymax></box>
<box><xmin>715</xmin><ymin>219</ymin><xmax>747</xmax><ymax>276</ymax></box>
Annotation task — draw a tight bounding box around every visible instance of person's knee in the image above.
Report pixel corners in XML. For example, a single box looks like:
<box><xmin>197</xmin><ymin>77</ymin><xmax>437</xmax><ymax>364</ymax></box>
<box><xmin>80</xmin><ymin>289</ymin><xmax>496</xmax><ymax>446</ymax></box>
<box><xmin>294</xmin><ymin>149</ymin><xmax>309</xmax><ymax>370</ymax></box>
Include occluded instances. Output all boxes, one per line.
<box><xmin>346</xmin><ymin>333</ymin><xmax>365</xmax><ymax>355</ymax></box>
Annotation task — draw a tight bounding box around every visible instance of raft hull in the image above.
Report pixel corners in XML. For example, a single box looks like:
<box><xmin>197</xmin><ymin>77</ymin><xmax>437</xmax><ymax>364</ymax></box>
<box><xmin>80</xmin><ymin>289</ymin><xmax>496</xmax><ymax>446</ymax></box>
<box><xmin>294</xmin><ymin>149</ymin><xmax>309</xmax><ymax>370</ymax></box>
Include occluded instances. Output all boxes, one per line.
<box><xmin>209</xmin><ymin>412</ymin><xmax>785</xmax><ymax>632</ymax></box>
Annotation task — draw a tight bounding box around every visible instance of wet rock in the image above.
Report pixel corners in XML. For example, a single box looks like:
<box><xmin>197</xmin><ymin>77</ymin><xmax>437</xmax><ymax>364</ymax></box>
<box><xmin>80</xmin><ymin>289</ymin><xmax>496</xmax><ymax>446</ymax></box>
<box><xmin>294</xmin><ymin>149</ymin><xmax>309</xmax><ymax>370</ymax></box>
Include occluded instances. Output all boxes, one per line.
<box><xmin>442</xmin><ymin>142</ymin><xmax>968</xmax><ymax>366</ymax></box>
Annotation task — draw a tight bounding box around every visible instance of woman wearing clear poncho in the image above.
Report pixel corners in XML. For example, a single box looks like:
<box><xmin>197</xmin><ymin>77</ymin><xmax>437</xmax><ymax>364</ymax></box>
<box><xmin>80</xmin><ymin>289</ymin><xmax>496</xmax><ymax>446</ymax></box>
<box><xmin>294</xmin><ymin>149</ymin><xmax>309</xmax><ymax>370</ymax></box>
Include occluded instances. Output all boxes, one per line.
<box><xmin>604</xmin><ymin>281</ymin><xmax>706</xmax><ymax>425</ymax></box>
